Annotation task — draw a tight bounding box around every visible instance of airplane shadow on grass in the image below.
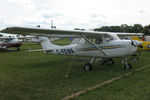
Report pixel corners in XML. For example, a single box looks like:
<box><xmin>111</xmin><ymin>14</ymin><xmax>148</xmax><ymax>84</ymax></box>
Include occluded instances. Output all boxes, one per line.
<box><xmin>21</xmin><ymin>60</ymin><xmax>68</xmax><ymax>69</ymax></box>
<box><xmin>21</xmin><ymin>57</ymin><xmax>130</xmax><ymax>73</ymax></box>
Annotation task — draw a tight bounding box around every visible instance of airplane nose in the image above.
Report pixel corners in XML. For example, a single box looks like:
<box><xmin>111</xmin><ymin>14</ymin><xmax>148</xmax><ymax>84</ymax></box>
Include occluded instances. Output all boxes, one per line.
<box><xmin>135</xmin><ymin>40</ymin><xmax>143</xmax><ymax>46</ymax></box>
<box><xmin>131</xmin><ymin>40</ymin><xmax>143</xmax><ymax>47</ymax></box>
<box><xmin>18</xmin><ymin>39</ymin><xmax>22</xmax><ymax>43</ymax></box>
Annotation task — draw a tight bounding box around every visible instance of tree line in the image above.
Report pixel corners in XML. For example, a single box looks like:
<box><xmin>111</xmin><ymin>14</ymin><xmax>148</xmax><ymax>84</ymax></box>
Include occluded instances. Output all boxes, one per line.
<box><xmin>94</xmin><ymin>24</ymin><xmax>150</xmax><ymax>35</ymax></box>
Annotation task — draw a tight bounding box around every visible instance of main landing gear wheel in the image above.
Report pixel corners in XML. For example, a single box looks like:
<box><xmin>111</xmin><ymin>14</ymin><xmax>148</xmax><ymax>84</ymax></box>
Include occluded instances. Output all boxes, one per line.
<box><xmin>17</xmin><ymin>48</ymin><xmax>20</xmax><ymax>51</ymax></box>
<box><xmin>101</xmin><ymin>58</ymin><xmax>114</xmax><ymax>65</ymax></box>
<box><xmin>106</xmin><ymin>58</ymin><xmax>114</xmax><ymax>65</ymax></box>
<box><xmin>124</xmin><ymin>63</ymin><xmax>132</xmax><ymax>70</ymax></box>
<box><xmin>1</xmin><ymin>48</ymin><xmax>6</xmax><ymax>52</ymax></box>
<box><xmin>83</xmin><ymin>63</ymin><xmax>93</xmax><ymax>71</ymax></box>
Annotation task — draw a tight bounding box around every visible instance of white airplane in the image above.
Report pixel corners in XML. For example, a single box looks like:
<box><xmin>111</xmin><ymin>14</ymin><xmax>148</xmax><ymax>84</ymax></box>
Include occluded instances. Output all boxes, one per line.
<box><xmin>1</xmin><ymin>27</ymin><xmax>143</xmax><ymax>70</ymax></box>
<box><xmin>0</xmin><ymin>36</ymin><xmax>22</xmax><ymax>51</ymax></box>
<box><xmin>0</xmin><ymin>33</ymin><xmax>37</xmax><ymax>51</ymax></box>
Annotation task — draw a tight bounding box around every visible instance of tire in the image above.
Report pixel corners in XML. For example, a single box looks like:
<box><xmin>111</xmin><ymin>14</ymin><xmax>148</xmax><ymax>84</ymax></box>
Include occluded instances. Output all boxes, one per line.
<box><xmin>101</xmin><ymin>60</ymin><xmax>106</xmax><ymax>65</ymax></box>
<box><xmin>83</xmin><ymin>63</ymin><xmax>93</xmax><ymax>71</ymax></box>
<box><xmin>17</xmin><ymin>48</ymin><xmax>20</xmax><ymax>51</ymax></box>
<box><xmin>147</xmin><ymin>44</ymin><xmax>150</xmax><ymax>48</ymax></box>
<box><xmin>101</xmin><ymin>58</ymin><xmax>114</xmax><ymax>65</ymax></box>
<box><xmin>1</xmin><ymin>46</ymin><xmax>7</xmax><ymax>52</ymax></box>
<box><xmin>124</xmin><ymin>63</ymin><xmax>132</xmax><ymax>70</ymax></box>
<box><xmin>2</xmin><ymin>48</ymin><xmax>6</xmax><ymax>52</ymax></box>
<box><xmin>107</xmin><ymin>58</ymin><xmax>114</xmax><ymax>65</ymax></box>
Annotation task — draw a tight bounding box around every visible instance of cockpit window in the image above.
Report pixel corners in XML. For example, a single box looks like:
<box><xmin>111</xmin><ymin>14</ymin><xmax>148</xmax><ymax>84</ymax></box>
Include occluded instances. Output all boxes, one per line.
<box><xmin>105</xmin><ymin>36</ymin><xmax>114</xmax><ymax>42</ymax></box>
<box><xmin>89</xmin><ymin>34</ymin><xmax>118</xmax><ymax>44</ymax></box>
<box><xmin>90</xmin><ymin>38</ymin><xmax>103</xmax><ymax>44</ymax></box>
<box><xmin>0</xmin><ymin>38</ymin><xmax>13</xmax><ymax>43</ymax></box>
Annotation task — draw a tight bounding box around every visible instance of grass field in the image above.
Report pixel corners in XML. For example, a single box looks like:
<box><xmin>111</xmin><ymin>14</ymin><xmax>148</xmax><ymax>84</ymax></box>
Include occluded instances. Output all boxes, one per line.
<box><xmin>0</xmin><ymin>40</ymin><xmax>150</xmax><ymax>100</ymax></box>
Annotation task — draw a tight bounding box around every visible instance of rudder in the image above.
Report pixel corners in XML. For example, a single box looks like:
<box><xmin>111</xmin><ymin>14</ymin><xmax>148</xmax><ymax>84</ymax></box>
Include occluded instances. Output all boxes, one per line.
<box><xmin>39</xmin><ymin>37</ymin><xmax>60</xmax><ymax>50</ymax></box>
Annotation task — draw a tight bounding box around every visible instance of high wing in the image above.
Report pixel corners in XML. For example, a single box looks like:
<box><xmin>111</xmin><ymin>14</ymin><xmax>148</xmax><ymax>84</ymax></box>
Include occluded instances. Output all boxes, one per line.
<box><xmin>0</xmin><ymin>27</ymin><xmax>108</xmax><ymax>37</ymax></box>
<box><xmin>0</xmin><ymin>27</ymin><xmax>143</xmax><ymax>37</ymax></box>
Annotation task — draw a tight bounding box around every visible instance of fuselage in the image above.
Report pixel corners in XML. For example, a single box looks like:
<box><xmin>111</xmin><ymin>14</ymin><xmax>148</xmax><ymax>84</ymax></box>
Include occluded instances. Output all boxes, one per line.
<box><xmin>48</xmin><ymin>39</ymin><xmax>138</xmax><ymax>58</ymax></box>
<box><xmin>0</xmin><ymin>38</ymin><xmax>22</xmax><ymax>48</ymax></box>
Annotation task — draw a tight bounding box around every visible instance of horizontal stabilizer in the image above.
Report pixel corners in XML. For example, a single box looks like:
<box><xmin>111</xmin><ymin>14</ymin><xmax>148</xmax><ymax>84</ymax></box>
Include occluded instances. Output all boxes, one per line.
<box><xmin>27</xmin><ymin>49</ymin><xmax>53</xmax><ymax>52</ymax></box>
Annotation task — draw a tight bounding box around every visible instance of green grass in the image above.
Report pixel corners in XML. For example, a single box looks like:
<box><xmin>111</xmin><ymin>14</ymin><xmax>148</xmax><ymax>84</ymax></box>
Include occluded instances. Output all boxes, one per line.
<box><xmin>72</xmin><ymin>68</ymin><xmax>150</xmax><ymax>100</ymax></box>
<box><xmin>0</xmin><ymin>43</ymin><xmax>150</xmax><ymax>100</ymax></box>
<box><xmin>52</xmin><ymin>38</ymin><xmax>71</xmax><ymax>45</ymax></box>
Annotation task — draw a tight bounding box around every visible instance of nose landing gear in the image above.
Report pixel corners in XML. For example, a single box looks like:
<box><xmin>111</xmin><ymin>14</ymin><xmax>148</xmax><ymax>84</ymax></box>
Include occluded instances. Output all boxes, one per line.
<box><xmin>124</xmin><ymin>63</ymin><xmax>132</xmax><ymax>69</ymax></box>
<box><xmin>122</xmin><ymin>57</ymin><xmax>132</xmax><ymax>69</ymax></box>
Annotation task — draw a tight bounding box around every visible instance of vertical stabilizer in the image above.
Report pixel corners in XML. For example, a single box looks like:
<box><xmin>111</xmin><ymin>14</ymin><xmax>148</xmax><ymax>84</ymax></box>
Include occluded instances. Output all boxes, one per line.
<box><xmin>39</xmin><ymin>37</ymin><xmax>60</xmax><ymax>50</ymax></box>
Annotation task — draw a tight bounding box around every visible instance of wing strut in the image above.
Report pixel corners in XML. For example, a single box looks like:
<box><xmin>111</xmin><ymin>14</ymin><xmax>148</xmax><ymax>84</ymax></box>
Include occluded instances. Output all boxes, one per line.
<box><xmin>65</xmin><ymin>38</ymin><xmax>82</xmax><ymax>78</ymax></box>
<box><xmin>81</xmin><ymin>35</ymin><xmax>107</xmax><ymax>57</ymax></box>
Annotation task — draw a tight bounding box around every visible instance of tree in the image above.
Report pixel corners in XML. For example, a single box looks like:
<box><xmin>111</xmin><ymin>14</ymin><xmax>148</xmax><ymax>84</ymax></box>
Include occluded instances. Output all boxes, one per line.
<box><xmin>143</xmin><ymin>24</ymin><xmax>150</xmax><ymax>35</ymax></box>
<box><xmin>94</xmin><ymin>24</ymin><xmax>150</xmax><ymax>34</ymax></box>
<box><xmin>94</xmin><ymin>26</ymin><xmax>122</xmax><ymax>32</ymax></box>
<box><xmin>130</xmin><ymin>24</ymin><xmax>143</xmax><ymax>33</ymax></box>
<box><xmin>74</xmin><ymin>28</ymin><xmax>85</xmax><ymax>30</ymax></box>
<box><xmin>121</xmin><ymin>24</ymin><xmax>131</xmax><ymax>32</ymax></box>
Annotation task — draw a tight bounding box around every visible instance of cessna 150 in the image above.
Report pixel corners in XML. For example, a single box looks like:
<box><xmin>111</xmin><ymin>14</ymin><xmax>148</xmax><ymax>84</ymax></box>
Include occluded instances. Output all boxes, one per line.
<box><xmin>0</xmin><ymin>33</ymin><xmax>22</xmax><ymax>51</ymax></box>
<box><xmin>1</xmin><ymin>27</ymin><xmax>143</xmax><ymax>70</ymax></box>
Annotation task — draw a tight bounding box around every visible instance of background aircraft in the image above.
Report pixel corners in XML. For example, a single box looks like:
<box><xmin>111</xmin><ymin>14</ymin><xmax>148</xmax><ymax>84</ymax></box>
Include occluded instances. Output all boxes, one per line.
<box><xmin>1</xmin><ymin>27</ymin><xmax>143</xmax><ymax>70</ymax></box>
<box><xmin>0</xmin><ymin>36</ymin><xmax>22</xmax><ymax>52</ymax></box>
<box><xmin>132</xmin><ymin>36</ymin><xmax>150</xmax><ymax>50</ymax></box>
<box><xmin>0</xmin><ymin>33</ymin><xmax>39</xmax><ymax>51</ymax></box>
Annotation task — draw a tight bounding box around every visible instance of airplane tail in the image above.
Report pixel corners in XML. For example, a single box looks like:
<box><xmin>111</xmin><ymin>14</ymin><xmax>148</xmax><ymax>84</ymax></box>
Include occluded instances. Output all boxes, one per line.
<box><xmin>70</xmin><ymin>38</ymin><xmax>81</xmax><ymax>45</ymax></box>
<box><xmin>39</xmin><ymin>37</ymin><xmax>60</xmax><ymax>52</ymax></box>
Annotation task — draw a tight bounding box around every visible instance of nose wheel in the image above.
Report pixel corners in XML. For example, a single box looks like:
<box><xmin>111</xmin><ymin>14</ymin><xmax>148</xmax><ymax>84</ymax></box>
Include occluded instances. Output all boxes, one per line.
<box><xmin>124</xmin><ymin>63</ymin><xmax>132</xmax><ymax>69</ymax></box>
<box><xmin>122</xmin><ymin>57</ymin><xmax>132</xmax><ymax>70</ymax></box>
<box><xmin>17</xmin><ymin>47</ymin><xmax>20</xmax><ymax>51</ymax></box>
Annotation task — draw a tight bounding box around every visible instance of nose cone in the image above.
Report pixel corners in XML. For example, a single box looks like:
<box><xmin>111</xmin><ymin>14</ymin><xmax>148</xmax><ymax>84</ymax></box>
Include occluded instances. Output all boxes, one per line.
<box><xmin>16</xmin><ymin>39</ymin><xmax>22</xmax><ymax>44</ymax></box>
<box><xmin>19</xmin><ymin>39</ymin><xmax>22</xmax><ymax>42</ymax></box>
<box><xmin>130</xmin><ymin>40</ymin><xmax>143</xmax><ymax>54</ymax></box>
<box><xmin>135</xmin><ymin>40</ymin><xmax>143</xmax><ymax>46</ymax></box>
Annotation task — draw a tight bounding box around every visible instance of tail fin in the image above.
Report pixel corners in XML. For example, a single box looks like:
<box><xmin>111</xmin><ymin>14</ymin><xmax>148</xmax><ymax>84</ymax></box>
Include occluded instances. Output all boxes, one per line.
<box><xmin>70</xmin><ymin>38</ymin><xmax>81</xmax><ymax>45</ymax></box>
<box><xmin>39</xmin><ymin>37</ymin><xmax>60</xmax><ymax>50</ymax></box>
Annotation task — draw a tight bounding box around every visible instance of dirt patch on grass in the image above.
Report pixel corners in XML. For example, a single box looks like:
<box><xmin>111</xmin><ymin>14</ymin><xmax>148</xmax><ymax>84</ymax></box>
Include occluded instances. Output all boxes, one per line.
<box><xmin>62</xmin><ymin>65</ymin><xmax>150</xmax><ymax>100</ymax></box>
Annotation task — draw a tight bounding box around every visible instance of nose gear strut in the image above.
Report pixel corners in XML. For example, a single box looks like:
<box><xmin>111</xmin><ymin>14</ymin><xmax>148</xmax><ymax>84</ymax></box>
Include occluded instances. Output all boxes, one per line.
<box><xmin>122</xmin><ymin>57</ymin><xmax>132</xmax><ymax>69</ymax></box>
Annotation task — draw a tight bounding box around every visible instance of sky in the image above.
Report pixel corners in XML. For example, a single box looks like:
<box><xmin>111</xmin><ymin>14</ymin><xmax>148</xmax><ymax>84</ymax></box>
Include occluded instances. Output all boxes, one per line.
<box><xmin>0</xmin><ymin>0</ymin><xmax>149</xmax><ymax>30</ymax></box>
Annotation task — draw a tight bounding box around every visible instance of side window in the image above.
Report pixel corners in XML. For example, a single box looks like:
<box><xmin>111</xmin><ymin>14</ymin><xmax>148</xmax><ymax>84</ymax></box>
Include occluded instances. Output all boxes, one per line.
<box><xmin>105</xmin><ymin>36</ymin><xmax>114</xmax><ymax>42</ymax></box>
<box><xmin>90</xmin><ymin>38</ymin><xmax>102</xmax><ymax>44</ymax></box>
<box><xmin>96</xmin><ymin>38</ymin><xmax>102</xmax><ymax>44</ymax></box>
<box><xmin>5</xmin><ymin>39</ymin><xmax>9</xmax><ymax>42</ymax></box>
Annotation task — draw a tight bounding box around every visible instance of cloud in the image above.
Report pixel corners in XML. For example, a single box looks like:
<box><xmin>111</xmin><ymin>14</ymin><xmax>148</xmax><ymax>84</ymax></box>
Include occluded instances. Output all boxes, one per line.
<box><xmin>139</xmin><ymin>10</ymin><xmax>145</xmax><ymax>14</ymax></box>
<box><xmin>0</xmin><ymin>0</ymin><xmax>150</xmax><ymax>30</ymax></box>
<box><xmin>5</xmin><ymin>0</ymin><xmax>35</xmax><ymax>10</ymax></box>
<box><xmin>42</xmin><ymin>12</ymin><xmax>62</xmax><ymax>19</ymax></box>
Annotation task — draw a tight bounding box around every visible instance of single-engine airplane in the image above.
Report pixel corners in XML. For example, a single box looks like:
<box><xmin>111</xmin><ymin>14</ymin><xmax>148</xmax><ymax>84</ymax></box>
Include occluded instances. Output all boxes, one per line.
<box><xmin>0</xmin><ymin>27</ymin><xmax>143</xmax><ymax>70</ymax></box>
<box><xmin>0</xmin><ymin>36</ymin><xmax>22</xmax><ymax>52</ymax></box>
<box><xmin>132</xmin><ymin>36</ymin><xmax>150</xmax><ymax>51</ymax></box>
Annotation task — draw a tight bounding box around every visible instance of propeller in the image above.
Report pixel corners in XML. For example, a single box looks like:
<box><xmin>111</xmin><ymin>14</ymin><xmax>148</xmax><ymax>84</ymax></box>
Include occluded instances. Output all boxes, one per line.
<box><xmin>131</xmin><ymin>40</ymin><xmax>143</xmax><ymax>47</ymax></box>
<box><xmin>131</xmin><ymin>40</ymin><xmax>137</xmax><ymax>47</ymax></box>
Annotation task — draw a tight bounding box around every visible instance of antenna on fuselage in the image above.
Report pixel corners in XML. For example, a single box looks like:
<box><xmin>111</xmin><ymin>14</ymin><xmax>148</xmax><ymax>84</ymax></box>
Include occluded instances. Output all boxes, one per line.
<box><xmin>36</xmin><ymin>25</ymin><xmax>40</xmax><ymax>28</ymax></box>
<box><xmin>51</xmin><ymin>20</ymin><xmax>56</xmax><ymax>29</ymax></box>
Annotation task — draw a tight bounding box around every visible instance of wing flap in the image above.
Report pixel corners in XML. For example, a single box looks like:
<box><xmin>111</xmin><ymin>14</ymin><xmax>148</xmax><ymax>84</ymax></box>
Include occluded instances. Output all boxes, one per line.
<box><xmin>27</xmin><ymin>49</ymin><xmax>53</xmax><ymax>52</ymax></box>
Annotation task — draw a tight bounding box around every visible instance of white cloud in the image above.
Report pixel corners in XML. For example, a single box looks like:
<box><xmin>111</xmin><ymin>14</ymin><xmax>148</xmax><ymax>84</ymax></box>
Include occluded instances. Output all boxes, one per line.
<box><xmin>6</xmin><ymin>0</ymin><xmax>35</xmax><ymax>10</ymax></box>
<box><xmin>0</xmin><ymin>0</ymin><xmax>150</xmax><ymax>30</ymax></box>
